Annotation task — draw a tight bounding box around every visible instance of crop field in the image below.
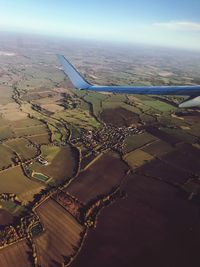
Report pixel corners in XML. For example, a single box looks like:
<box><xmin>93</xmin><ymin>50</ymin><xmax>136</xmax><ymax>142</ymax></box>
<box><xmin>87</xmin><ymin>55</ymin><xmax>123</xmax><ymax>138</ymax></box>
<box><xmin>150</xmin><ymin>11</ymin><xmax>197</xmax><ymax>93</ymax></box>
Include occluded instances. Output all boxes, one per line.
<box><xmin>31</xmin><ymin>145</ymin><xmax>78</xmax><ymax>182</ymax></box>
<box><xmin>5</xmin><ymin>138</ymin><xmax>38</xmax><ymax>161</ymax></box>
<box><xmin>0</xmin><ymin>103</ymin><xmax>27</xmax><ymax>121</ymax></box>
<box><xmin>0</xmin><ymin>166</ymin><xmax>44</xmax><ymax>202</ymax></box>
<box><xmin>70</xmin><ymin>174</ymin><xmax>200</xmax><ymax>267</ymax></box>
<box><xmin>123</xmin><ymin>149</ymin><xmax>154</xmax><ymax>169</ymax></box>
<box><xmin>0</xmin><ymin>85</ymin><xmax>13</xmax><ymax>105</ymax></box>
<box><xmin>34</xmin><ymin>198</ymin><xmax>84</xmax><ymax>267</ymax></box>
<box><xmin>0</xmin><ymin>239</ymin><xmax>32</xmax><ymax>267</ymax></box>
<box><xmin>123</xmin><ymin>132</ymin><xmax>157</xmax><ymax>153</ymax></box>
<box><xmin>160</xmin><ymin>127</ymin><xmax>198</xmax><ymax>144</ymax></box>
<box><xmin>0</xmin><ymin>126</ymin><xmax>15</xmax><ymax>140</ymax></box>
<box><xmin>27</xmin><ymin>133</ymin><xmax>50</xmax><ymax>145</ymax></box>
<box><xmin>13</xmin><ymin>124</ymin><xmax>48</xmax><ymax>138</ymax></box>
<box><xmin>138</xmin><ymin>158</ymin><xmax>190</xmax><ymax>185</ymax></box>
<box><xmin>0</xmin><ymin>145</ymin><xmax>14</xmax><ymax>170</ymax></box>
<box><xmin>1</xmin><ymin>35</ymin><xmax>200</xmax><ymax>267</ymax></box>
<box><xmin>66</xmin><ymin>151</ymin><xmax>128</xmax><ymax>203</ymax></box>
<box><xmin>142</xmin><ymin>139</ymin><xmax>174</xmax><ymax>157</ymax></box>
<box><xmin>10</xmin><ymin>118</ymin><xmax>44</xmax><ymax>128</ymax></box>
<box><xmin>0</xmin><ymin>209</ymin><xmax>14</xmax><ymax>225</ymax></box>
<box><xmin>100</xmin><ymin>107</ymin><xmax>140</xmax><ymax>127</ymax></box>
<box><xmin>163</xmin><ymin>144</ymin><xmax>200</xmax><ymax>175</ymax></box>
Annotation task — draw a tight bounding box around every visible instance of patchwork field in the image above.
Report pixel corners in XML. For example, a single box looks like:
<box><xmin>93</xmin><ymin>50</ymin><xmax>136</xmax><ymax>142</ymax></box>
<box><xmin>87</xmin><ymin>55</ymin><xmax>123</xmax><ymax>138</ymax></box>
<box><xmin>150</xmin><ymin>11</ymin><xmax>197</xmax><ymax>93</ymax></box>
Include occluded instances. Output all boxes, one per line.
<box><xmin>70</xmin><ymin>174</ymin><xmax>200</xmax><ymax>267</ymax></box>
<box><xmin>34</xmin><ymin>198</ymin><xmax>84</xmax><ymax>267</ymax></box>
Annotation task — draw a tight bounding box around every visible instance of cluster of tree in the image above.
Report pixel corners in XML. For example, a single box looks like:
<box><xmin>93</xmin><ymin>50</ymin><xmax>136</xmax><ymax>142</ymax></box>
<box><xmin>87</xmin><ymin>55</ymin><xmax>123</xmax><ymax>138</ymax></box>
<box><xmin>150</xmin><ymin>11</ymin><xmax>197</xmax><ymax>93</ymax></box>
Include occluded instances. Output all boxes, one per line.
<box><xmin>0</xmin><ymin>212</ymin><xmax>40</xmax><ymax>248</ymax></box>
<box><xmin>79</xmin><ymin>187</ymin><xmax>126</xmax><ymax>228</ymax></box>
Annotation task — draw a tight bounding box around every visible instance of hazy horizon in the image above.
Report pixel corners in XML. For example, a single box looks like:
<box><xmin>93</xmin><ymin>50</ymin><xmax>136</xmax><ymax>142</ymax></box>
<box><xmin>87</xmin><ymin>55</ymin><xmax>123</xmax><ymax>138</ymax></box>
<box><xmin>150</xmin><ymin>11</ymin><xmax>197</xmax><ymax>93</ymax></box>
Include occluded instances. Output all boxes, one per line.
<box><xmin>0</xmin><ymin>0</ymin><xmax>200</xmax><ymax>51</ymax></box>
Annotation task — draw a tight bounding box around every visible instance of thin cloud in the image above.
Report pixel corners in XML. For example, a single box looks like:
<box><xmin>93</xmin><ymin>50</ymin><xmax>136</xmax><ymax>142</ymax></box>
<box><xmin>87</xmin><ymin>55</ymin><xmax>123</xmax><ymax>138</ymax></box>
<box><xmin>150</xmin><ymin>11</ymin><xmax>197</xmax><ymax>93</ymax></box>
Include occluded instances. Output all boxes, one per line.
<box><xmin>153</xmin><ymin>21</ymin><xmax>200</xmax><ymax>31</ymax></box>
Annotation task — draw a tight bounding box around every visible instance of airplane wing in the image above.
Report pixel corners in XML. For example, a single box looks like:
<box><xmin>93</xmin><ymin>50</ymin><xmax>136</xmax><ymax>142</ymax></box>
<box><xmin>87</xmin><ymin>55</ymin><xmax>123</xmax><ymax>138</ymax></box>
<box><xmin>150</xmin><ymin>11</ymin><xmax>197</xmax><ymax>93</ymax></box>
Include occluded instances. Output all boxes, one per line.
<box><xmin>57</xmin><ymin>54</ymin><xmax>91</xmax><ymax>89</ymax></box>
<box><xmin>57</xmin><ymin>55</ymin><xmax>200</xmax><ymax>107</ymax></box>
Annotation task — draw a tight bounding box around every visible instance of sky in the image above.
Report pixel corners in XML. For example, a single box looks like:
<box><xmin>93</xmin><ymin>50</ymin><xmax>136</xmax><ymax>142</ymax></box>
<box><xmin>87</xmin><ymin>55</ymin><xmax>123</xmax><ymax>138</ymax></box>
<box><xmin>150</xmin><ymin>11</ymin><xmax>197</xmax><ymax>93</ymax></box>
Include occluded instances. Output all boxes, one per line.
<box><xmin>0</xmin><ymin>0</ymin><xmax>200</xmax><ymax>51</ymax></box>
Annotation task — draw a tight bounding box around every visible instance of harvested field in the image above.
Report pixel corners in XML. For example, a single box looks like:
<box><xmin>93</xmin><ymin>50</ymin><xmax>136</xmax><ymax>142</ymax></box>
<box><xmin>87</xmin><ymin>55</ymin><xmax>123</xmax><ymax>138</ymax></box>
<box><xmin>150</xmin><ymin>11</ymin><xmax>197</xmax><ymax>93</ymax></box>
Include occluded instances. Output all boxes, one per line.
<box><xmin>28</xmin><ymin>133</ymin><xmax>50</xmax><ymax>145</ymax></box>
<box><xmin>100</xmin><ymin>107</ymin><xmax>140</xmax><ymax>127</ymax></box>
<box><xmin>0</xmin><ymin>239</ymin><xmax>32</xmax><ymax>267</ymax></box>
<box><xmin>0</xmin><ymin>166</ymin><xmax>44</xmax><ymax>202</ymax></box>
<box><xmin>70</xmin><ymin>174</ymin><xmax>200</xmax><ymax>267</ymax></box>
<box><xmin>142</xmin><ymin>139</ymin><xmax>174</xmax><ymax>157</ymax></box>
<box><xmin>161</xmin><ymin>127</ymin><xmax>197</xmax><ymax>144</ymax></box>
<box><xmin>5</xmin><ymin>138</ymin><xmax>38</xmax><ymax>161</ymax></box>
<box><xmin>67</xmin><ymin>151</ymin><xmax>128</xmax><ymax>203</ymax></box>
<box><xmin>34</xmin><ymin>198</ymin><xmax>84</xmax><ymax>267</ymax></box>
<box><xmin>123</xmin><ymin>132</ymin><xmax>157</xmax><ymax>153</ymax></box>
<box><xmin>0</xmin><ymin>85</ymin><xmax>13</xmax><ymax>105</ymax></box>
<box><xmin>0</xmin><ymin>145</ymin><xmax>14</xmax><ymax>170</ymax></box>
<box><xmin>123</xmin><ymin>149</ymin><xmax>154</xmax><ymax>169</ymax></box>
<box><xmin>146</xmin><ymin>126</ymin><xmax>182</xmax><ymax>145</ymax></box>
<box><xmin>163</xmin><ymin>143</ymin><xmax>200</xmax><ymax>175</ymax></box>
<box><xmin>0</xmin><ymin>103</ymin><xmax>27</xmax><ymax>121</ymax></box>
<box><xmin>138</xmin><ymin>158</ymin><xmax>190</xmax><ymax>185</ymax></box>
<box><xmin>13</xmin><ymin>124</ymin><xmax>48</xmax><ymax>137</ymax></box>
<box><xmin>0</xmin><ymin>126</ymin><xmax>15</xmax><ymax>140</ymax></box>
<box><xmin>41</xmin><ymin>103</ymin><xmax>64</xmax><ymax>113</ymax></box>
<box><xmin>0</xmin><ymin>209</ymin><xmax>14</xmax><ymax>225</ymax></box>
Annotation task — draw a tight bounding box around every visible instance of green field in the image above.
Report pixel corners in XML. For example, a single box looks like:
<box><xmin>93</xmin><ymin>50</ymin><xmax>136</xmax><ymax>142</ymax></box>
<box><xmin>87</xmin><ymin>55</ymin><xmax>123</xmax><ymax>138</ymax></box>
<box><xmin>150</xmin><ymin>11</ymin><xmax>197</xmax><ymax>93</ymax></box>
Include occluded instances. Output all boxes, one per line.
<box><xmin>32</xmin><ymin>172</ymin><xmax>50</xmax><ymax>182</ymax></box>
<box><xmin>40</xmin><ymin>145</ymin><xmax>60</xmax><ymax>162</ymax></box>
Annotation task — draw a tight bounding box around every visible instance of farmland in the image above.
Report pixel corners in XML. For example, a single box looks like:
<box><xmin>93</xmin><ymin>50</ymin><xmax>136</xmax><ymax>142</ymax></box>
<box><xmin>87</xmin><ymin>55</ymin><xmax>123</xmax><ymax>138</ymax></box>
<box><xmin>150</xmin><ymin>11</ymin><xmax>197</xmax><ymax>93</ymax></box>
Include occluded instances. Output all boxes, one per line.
<box><xmin>67</xmin><ymin>151</ymin><xmax>128</xmax><ymax>204</ymax></box>
<box><xmin>0</xmin><ymin>239</ymin><xmax>32</xmax><ymax>267</ymax></box>
<box><xmin>0</xmin><ymin>34</ymin><xmax>200</xmax><ymax>267</ymax></box>
<box><xmin>0</xmin><ymin>166</ymin><xmax>44</xmax><ymax>202</ymax></box>
<box><xmin>34</xmin><ymin>198</ymin><xmax>85</xmax><ymax>267</ymax></box>
<box><xmin>30</xmin><ymin>145</ymin><xmax>78</xmax><ymax>183</ymax></box>
<box><xmin>5</xmin><ymin>138</ymin><xmax>38</xmax><ymax>161</ymax></box>
<box><xmin>70</xmin><ymin>174</ymin><xmax>200</xmax><ymax>267</ymax></box>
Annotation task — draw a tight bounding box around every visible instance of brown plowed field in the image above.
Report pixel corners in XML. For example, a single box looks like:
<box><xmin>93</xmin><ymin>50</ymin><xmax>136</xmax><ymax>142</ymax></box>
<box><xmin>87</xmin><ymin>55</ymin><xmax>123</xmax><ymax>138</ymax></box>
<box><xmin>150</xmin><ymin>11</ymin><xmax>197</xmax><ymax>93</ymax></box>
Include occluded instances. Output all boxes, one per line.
<box><xmin>0</xmin><ymin>239</ymin><xmax>32</xmax><ymax>267</ymax></box>
<box><xmin>100</xmin><ymin>108</ymin><xmax>140</xmax><ymax>127</ymax></box>
<box><xmin>34</xmin><ymin>198</ymin><xmax>84</xmax><ymax>267</ymax></box>
<box><xmin>70</xmin><ymin>174</ymin><xmax>200</xmax><ymax>267</ymax></box>
<box><xmin>66</xmin><ymin>151</ymin><xmax>128</xmax><ymax>203</ymax></box>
